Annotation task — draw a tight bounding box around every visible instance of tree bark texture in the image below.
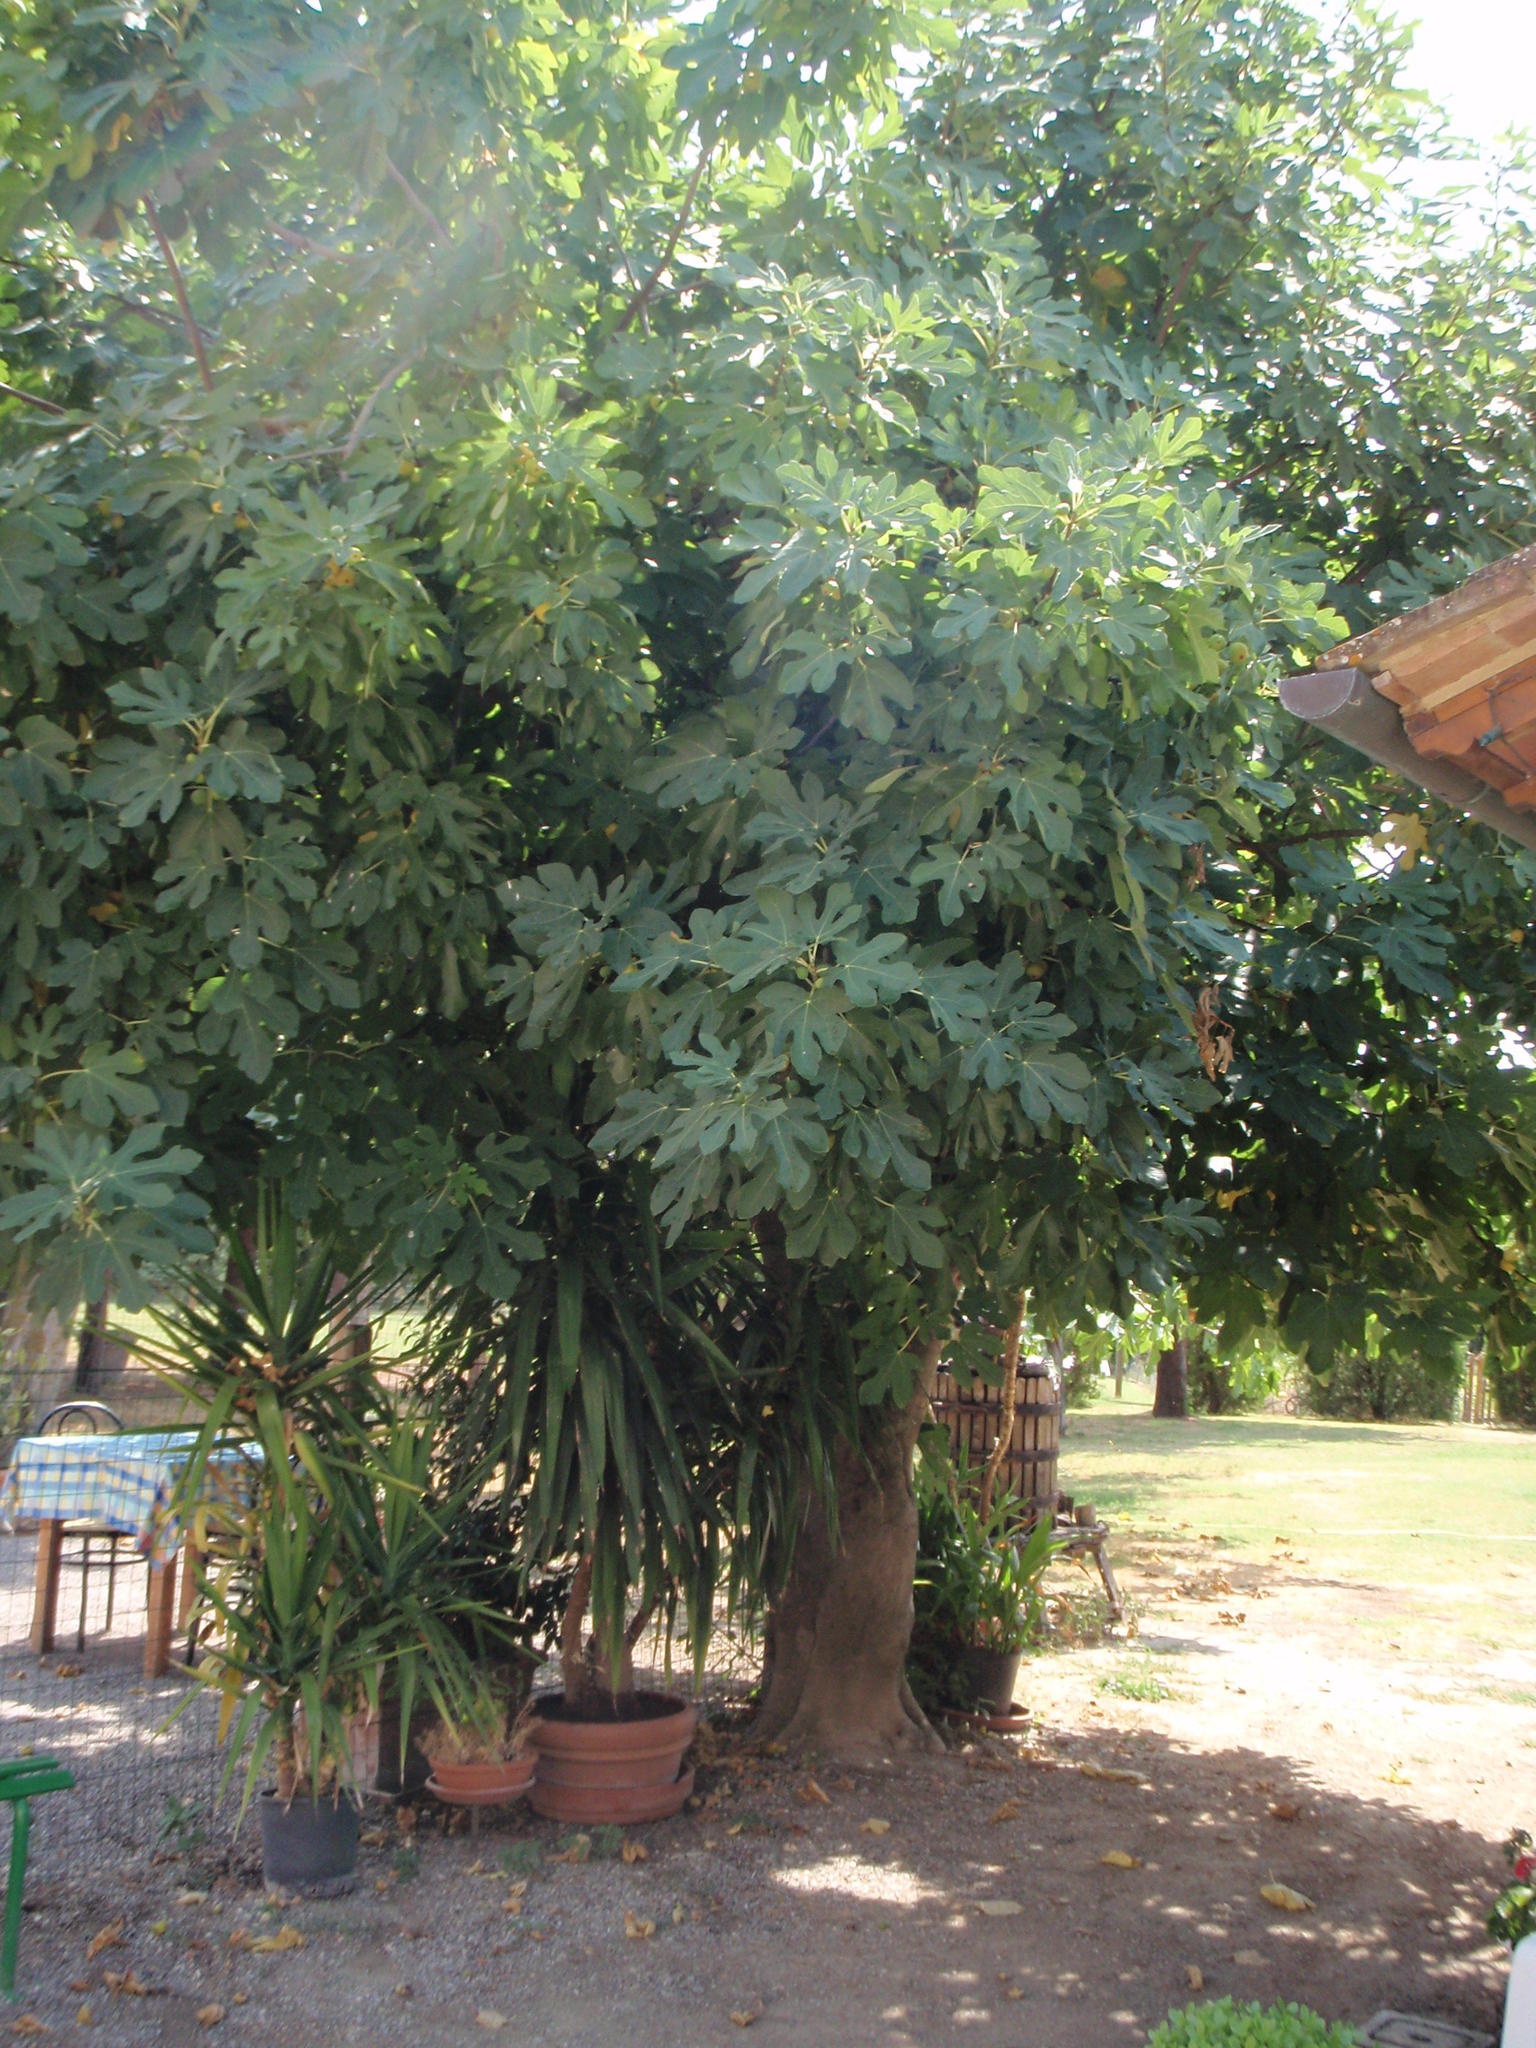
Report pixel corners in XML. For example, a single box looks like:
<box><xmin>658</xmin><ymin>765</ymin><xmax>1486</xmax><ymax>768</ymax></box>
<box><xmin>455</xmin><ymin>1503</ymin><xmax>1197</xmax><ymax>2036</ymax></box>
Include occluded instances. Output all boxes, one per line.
<box><xmin>755</xmin><ymin>1341</ymin><xmax>943</xmax><ymax>1757</ymax></box>
<box><xmin>1153</xmin><ymin>1333</ymin><xmax>1190</xmax><ymax>1418</ymax></box>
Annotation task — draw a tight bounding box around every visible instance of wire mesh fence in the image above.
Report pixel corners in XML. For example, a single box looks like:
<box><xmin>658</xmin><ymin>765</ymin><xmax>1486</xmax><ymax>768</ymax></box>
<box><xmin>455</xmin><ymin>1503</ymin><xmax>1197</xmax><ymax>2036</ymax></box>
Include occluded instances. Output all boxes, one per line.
<box><xmin>0</xmin><ymin>1516</ymin><xmax>242</xmax><ymax>1876</ymax></box>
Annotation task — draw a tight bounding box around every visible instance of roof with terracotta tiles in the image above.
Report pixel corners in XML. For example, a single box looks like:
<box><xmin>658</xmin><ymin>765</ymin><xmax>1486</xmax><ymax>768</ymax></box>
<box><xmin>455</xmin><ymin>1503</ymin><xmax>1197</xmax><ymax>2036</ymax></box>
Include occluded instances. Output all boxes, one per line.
<box><xmin>1325</xmin><ymin>543</ymin><xmax>1536</xmax><ymax>814</ymax></box>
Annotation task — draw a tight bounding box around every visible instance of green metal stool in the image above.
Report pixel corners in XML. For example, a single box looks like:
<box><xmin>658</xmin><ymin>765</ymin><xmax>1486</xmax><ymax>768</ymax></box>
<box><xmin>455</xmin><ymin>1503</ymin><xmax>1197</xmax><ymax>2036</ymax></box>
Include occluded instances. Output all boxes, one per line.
<box><xmin>0</xmin><ymin>1756</ymin><xmax>74</xmax><ymax>2000</ymax></box>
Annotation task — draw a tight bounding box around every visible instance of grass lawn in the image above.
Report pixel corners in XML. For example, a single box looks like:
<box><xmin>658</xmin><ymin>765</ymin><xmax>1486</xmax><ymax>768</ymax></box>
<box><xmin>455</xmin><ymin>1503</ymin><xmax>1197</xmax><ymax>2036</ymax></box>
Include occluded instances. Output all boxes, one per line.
<box><xmin>1056</xmin><ymin>1383</ymin><xmax>1535</xmax><ymax>1669</ymax></box>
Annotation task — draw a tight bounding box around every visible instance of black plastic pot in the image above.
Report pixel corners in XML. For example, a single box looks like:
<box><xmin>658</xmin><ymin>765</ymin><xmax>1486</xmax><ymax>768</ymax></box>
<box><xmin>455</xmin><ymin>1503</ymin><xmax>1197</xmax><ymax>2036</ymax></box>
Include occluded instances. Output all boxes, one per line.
<box><xmin>258</xmin><ymin>1790</ymin><xmax>360</xmax><ymax>1896</ymax></box>
<box><xmin>952</xmin><ymin>1643</ymin><xmax>1023</xmax><ymax>1715</ymax></box>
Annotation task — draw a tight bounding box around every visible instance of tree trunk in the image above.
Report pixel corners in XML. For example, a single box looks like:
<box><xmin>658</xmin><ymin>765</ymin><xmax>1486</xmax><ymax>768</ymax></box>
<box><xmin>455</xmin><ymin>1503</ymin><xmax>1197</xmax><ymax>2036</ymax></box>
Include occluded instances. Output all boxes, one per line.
<box><xmin>755</xmin><ymin>1343</ymin><xmax>943</xmax><ymax>1757</ymax></box>
<box><xmin>73</xmin><ymin>1284</ymin><xmax>126</xmax><ymax>1394</ymax></box>
<box><xmin>1153</xmin><ymin>1333</ymin><xmax>1189</xmax><ymax>1418</ymax></box>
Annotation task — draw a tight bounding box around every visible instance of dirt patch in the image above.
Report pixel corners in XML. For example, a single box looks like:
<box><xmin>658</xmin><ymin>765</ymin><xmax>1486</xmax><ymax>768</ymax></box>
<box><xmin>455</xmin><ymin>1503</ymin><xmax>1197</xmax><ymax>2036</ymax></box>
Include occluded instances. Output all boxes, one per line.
<box><xmin>10</xmin><ymin>1516</ymin><xmax>1530</xmax><ymax>2045</ymax></box>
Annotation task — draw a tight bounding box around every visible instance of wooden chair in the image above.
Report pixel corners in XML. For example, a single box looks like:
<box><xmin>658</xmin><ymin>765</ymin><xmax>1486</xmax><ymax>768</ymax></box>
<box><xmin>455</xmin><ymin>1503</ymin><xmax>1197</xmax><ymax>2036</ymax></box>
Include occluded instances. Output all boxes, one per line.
<box><xmin>36</xmin><ymin>1403</ymin><xmax>136</xmax><ymax>1649</ymax></box>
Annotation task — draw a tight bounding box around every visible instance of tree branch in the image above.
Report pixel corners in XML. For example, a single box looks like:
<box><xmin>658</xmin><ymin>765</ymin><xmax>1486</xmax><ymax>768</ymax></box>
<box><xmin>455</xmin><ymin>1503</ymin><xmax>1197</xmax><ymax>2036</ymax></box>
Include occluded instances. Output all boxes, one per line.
<box><xmin>339</xmin><ymin>349</ymin><xmax>421</xmax><ymax>463</ymax></box>
<box><xmin>616</xmin><ymin>144</ymin><xmax>713</xmax><ymax>335</ymax></box>
<box><xmin>1153</xmin><ymin>237</ymin><xmax>1204</xmax><ymax>351</ymax></box>
<box><xmin>0</xmin><ymin>380</ymin><xmax>66</xmax><ymax>417</ymax></box>
<box><xmin>384</xmin><ymin>154</ymin><xmax>448</xmax><ymax>241</ymax></box>
<box><xmin>143</xmin><ymin>197</ymin><xmax>214</xmax><ymax>393</ymax></box>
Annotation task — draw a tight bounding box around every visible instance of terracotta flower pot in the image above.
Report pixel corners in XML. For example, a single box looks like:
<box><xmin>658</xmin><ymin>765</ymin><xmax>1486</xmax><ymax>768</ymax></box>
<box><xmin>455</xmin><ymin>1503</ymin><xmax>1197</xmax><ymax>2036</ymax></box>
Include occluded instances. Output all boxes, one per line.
<box><xmin>525</xmin><ymin>1691</ymin><xmax>695</xmax><ymax>1823</ymax></box>
<box><xmin>427</xmin><ymin>1754</ymin><xmax>536</xmax><ymax>1808</ymax></box>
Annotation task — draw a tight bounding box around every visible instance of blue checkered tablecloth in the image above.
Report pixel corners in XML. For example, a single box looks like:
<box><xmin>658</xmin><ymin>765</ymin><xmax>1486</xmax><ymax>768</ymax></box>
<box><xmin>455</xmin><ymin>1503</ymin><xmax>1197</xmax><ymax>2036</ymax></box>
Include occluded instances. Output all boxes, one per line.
<box><xmin>0</xmin><ymin>1430</ymin><xmax>254</xmax><ymax>1562</ymax></box>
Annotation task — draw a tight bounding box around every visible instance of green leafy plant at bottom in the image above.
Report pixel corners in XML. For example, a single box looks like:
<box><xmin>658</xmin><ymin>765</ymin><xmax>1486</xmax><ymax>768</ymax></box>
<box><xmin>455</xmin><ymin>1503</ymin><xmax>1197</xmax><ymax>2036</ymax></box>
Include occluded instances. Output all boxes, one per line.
<box><xmin>1488</xmin><ymin>1827</ymin><xmax>1535</xmax><ymax>1948</ymax></box>
<box><xmin>1145</xmin><ymin>1998</ymin><xmax>1355</xmax><ymax>2046</ymax></box>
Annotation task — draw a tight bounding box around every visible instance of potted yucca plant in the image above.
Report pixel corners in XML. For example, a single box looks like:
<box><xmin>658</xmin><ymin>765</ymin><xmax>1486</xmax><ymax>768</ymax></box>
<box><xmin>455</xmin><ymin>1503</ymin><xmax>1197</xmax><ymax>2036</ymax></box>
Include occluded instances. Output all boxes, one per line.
<box><xmin>148</xmin><ymin>1196</ymin><xmax>496</xmax><ymax>1890</ymax></box>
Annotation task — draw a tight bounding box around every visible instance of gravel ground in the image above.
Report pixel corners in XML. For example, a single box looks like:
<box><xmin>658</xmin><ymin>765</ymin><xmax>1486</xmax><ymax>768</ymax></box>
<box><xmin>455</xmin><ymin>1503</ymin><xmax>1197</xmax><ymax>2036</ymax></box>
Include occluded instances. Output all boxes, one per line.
<box><xmin>7</xmin><ymin>1705</ymin><xmax>1512</xmax><ymax>2048</ymax></box>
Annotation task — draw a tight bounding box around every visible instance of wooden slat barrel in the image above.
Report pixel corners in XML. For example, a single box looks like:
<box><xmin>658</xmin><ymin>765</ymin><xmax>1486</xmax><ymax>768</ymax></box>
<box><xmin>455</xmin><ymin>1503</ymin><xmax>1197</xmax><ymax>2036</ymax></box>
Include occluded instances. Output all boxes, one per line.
<box><xmin>931</xmin><ymin>1360</ymin><xmax>1060</xmax><ymax>1522</ymax></box>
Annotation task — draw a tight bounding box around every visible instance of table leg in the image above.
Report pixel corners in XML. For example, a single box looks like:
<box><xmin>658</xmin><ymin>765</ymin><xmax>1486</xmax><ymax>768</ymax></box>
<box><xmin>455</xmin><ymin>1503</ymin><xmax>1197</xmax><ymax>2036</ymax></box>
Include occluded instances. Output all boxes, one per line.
<box><xmin>29</xmin><ymin>1522</ymin><xmax>63</xmax><ymax>1658</ymax></box>
<box><xmin>177</xmin><ymin>1539</ymin><xmax>203</xmax><ymax>1630</ymax></box>
<box><xmin>144</xmin><ymin>1560</ymin><xmax>176</xmax><ymax>1680</ymax></box>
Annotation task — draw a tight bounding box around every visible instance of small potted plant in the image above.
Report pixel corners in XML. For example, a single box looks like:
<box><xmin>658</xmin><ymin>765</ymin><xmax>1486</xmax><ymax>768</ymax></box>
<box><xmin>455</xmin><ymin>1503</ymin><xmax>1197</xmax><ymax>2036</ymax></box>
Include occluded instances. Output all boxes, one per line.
<box><xmin>907</xmin><ymin>1437</ymin><xmax>1062</xmax><ymax>1729</ymax></box>
<box><xmin>424</xmin><ymin>1684</ymin><xmax>535</xmax><ymax>1808</ymax></box>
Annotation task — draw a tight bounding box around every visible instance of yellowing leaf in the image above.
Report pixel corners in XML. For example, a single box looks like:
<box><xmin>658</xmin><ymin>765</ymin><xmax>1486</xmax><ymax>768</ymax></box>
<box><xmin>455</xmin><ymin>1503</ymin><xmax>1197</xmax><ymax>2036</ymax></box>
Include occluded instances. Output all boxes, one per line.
<box><xmin>1101</xmin><ymin>1850</ymin><xmax>1141</xmax><ymax>1869</ymax></box>
<box><xmin>86</xmin><ymin>1920</ymin><xmax>124</xmax><ymax>1960</ymax></box>
<box><xmin>860</xmin><ymin>1819</ymin><xmax>891</xmax><ymax>1836</ymax></box>
<box><xmin>75</xmin><ymin>2008</ymin><xmax>93</xmax><ymax>2030</ymax></box>
<box><xmin>249</xmin><ymin>1924</ymin><xmax>306</xmax><ymax>1953</ymax></box>
<box><xmin>1260</xmin><ymin>1883</ymin><xmax>1313</xmax><ymax>1913</ymax></box>
<box><xmin>624</xmin><ymin>1909</ymin><xmax>655</xmax><ymax>1941</ymax></box>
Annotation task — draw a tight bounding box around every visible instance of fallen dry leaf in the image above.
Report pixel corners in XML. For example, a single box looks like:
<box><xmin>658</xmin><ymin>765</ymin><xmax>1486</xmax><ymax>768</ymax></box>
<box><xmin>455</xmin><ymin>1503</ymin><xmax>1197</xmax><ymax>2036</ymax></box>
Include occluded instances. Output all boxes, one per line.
<box><xmin>54</xmin><ymin>1662</ymin><xmax>84</xmax><ymax>1679</ymax></box>
<box><xmin>86</xmin><ymin>1920</ymin><xmax>124</xmax><ymax>1961</ymax></box>
<box><xmin>394</xmin><ymin>1985</ymin><xmax>413</xmax><ymax>2000</ymax></box>
<box><xmin>552</xmin><ymin>1834</ymin><xmax>592</xmax><ymax>1865</ymax></box>
<box><xmin>1006</xmin><ymin>1986</ymin><xmax>1024</xmax><ymax>2001</ymax></box>
<box><xmin>10</xmin><ymin>2018</ymin><xmax>47</xmax><ymax>2037</ymax></box>
<box><xmin>66</xmin><ymin>1981</ymin><xmax>89</xmax><ymax>1997</ymax></box>
<box><xmin>672</xmin><ymin>1903</ymin><xmax>686</xmax><ymax>1926</ymax></box>
<box><xmin>74</xmin><ymin>2008</ymin><xmax>92</xmax><ymax>2030</ymax></box>
<box><xmin>1233</xmin><ymin>1948</ymin><xmax>1268</xmax><ymax>1966</ymax></box>
<box><xmin>195</xmin><ymin>2005</ymin><xmax>225</xmax><ymax>2028</ymax></box>
<box><xmin>860</xmin><ymin>1819</ymin><xmax>891</xmax><ymax>1836</ymax></box>
<box><xmin>621</xmin><ymin>1840</ymin><xmax>649</xmax><ymax>1865</ymax></box>
<box><xmin>249</xmin><ymin>1924</ymin><xmax>306</xmax><ymax>1953</ymax></box>
<box><xmin>800</xmin><ymin>1778</ymin><xmax>831</xmax><ymax>1806</ymax></box>
<box><xmin>103</xmin><ymin>1969</ymin><xmax>148</xmax><ymax>1997</ymax></box>
<box><xmin>175</xmin><ymin>1889</ymin><xmax>209</xmax><ymax>1906</ymax></box>
<box><xmin>1268</xmin><ymin>1801</ymin><xmax>1300</xmax><ymax>1823</ymax></box>
<box><xmin>475</xmin><ymin>2011</ymin><xmax>506</xmax><ymax>2032</ymax></box>
<box><xmin>1260</xmin><ymin>1883</ymin><xmax>1313</xmax><ymax>1913</ymax></box>
<box><xmin>730</xmin><ymin>2006</ymin><xmax>763</xmax><ymax>2028</ymax></box>
<box><xmin>974</xmin><ymin>1899</ymin><xmax>1025</xmax><ymax>1917</ymax></box>
<box><xmin>1383</xmin><ymin>1765</ymin><xmax>1412</xmax><ymax>1786</ymax></box>
<box><xmin>1100</xmin><ymin>1850</ymin><xmax>1141</xmax><ymax>1870</ymax></box>
<box><xmin>231</xmin><ymin>1994</ymin><xmax>247</xmax><ymax>2008</ymax></box>
<box><xmin>989</xmin><ymin>1800</ymin><xmax>1022</xmax><ymax>1824</ymax></box>
<box><xmin>1079</xmin><ymin>1763</ymin><xmax>1142</xmax><ymax>1784</ymax></box>
<box><xmin>1185</xmin><ymin>1965</ymin><xmax>1204</xmax><ymax>1992</ymax></box>
<box><xmin>623</xmin><ymin>1909</ymin><xmax>655</xmax><ymax>1941</ymax></box>
<box><xmin>359</xmin><ymin>1827</ymin><xmax>388</xmax><ymax>1847</ymax></box>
